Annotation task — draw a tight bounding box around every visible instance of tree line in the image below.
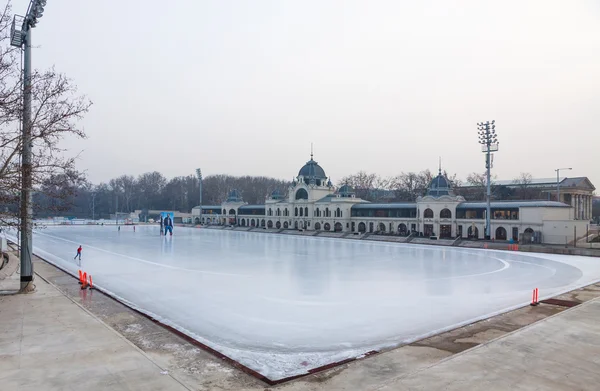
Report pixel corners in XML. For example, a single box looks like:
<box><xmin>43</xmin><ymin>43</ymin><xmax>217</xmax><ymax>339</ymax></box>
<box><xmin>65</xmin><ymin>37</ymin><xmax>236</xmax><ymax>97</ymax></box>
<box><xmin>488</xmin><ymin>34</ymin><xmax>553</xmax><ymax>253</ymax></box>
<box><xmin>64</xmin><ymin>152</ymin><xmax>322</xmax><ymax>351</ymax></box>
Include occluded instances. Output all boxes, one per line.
<box><xmin>41</xmin><ymin>169</ymin><xmax>545</xmax><ymax>220</ymax></box>
<box><xmin>42</xmin><ymin>173</ymin><xmax>288</xmax><ymax>219</ymax></box>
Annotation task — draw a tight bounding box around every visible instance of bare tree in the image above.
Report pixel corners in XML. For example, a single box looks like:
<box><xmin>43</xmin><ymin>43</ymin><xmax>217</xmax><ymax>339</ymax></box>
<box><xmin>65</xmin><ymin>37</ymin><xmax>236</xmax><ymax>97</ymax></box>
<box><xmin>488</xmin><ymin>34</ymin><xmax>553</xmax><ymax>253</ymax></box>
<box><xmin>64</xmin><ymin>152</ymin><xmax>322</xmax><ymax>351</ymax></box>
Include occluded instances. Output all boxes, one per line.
<box><xmin>513</xmin><ymin>172</ymin><xmax>538</xmax><ymax>200</ymax></box>
<box><xmin>0</xmin><ymin>2</ymin><xmax>91</xmax><ymax>226</ymax></box>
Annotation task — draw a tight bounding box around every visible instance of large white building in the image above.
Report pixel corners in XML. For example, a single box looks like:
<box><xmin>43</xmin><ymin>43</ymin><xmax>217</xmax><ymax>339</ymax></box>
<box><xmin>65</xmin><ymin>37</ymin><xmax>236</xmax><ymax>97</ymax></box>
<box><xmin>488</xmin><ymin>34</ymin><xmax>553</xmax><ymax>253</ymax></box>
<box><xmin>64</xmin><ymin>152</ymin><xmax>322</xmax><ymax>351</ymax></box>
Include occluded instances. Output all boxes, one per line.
<box><xmin>192</xmin><ymin>155</ymin><xmax>592</xmax><ymax>244</ymax></box>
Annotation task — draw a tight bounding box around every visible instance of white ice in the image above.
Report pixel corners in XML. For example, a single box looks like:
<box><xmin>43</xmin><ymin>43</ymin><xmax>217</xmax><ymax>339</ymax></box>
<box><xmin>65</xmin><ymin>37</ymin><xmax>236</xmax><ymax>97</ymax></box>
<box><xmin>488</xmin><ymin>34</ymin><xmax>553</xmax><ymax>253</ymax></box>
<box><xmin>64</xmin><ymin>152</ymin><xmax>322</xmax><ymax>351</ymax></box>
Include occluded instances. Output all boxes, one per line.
<box><xmin>12</xmin><ymin>225</ymin><xmax>600</xmax><ymax>380</ymax></box>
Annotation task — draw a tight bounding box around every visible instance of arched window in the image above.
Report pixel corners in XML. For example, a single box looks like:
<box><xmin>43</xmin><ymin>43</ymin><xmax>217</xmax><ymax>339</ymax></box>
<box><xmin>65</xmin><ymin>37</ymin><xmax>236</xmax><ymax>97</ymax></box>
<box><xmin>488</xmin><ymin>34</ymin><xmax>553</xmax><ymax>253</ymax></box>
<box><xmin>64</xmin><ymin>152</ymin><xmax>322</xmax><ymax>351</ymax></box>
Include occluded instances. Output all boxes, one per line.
<box><xmin>495</xmin><ymin>227</ymin><xmax>507</xmax><ymax>240</ymax></box>
<box><xmin>268</xmin><ymin>208</ymin><xmax>272</xmax><ymax>216</ymax></box>
<box><xmin>222</xmin><ymin>209</ymin><xmax>226</xmax><ymax>215</ymax></box>
<box><xmin>424</xmin><ymin>208</ymin><xmax>434</xmax><ymax>218</ymax></box>
<box><xmin>336</xmin><ymin>208</ymin><xmax>341</xmax><ymax>217</ymax></box>
<box><xmin>315</xmin><ymin>222</ymin><xmax>321</xmax><ymax>230</ymax></box>
<box><xmin>229</xmin><ymin>209</ymin><xmax>236</xmax><ymax>215</ymax></box>
<box><xmin>440</xmin><ymin>208</ymin><xmax>452</xmax><ymax>219</ymax></box>
<box><xmin>295</xmin><ymin>188</ymin><xmax>308</xmax><ymax>200</ymax></box>
<box><xmin>378</xmin><ymin>222</ymin><xmax>386</xmax><ymax>232</ymax></box>
<box><xmin>267</xmin><ymin>221</ymin><xmax>273</xmax><ymax>228</ymax></box>
<box><xmin>276</xmin><ymin>221</ymin><xmax>281</xmax><ymax>229</ymax></box>
<box><xmin>524</xmin><ymin>228</ymin><xmax>534</xmax><ymax>234</ymax></box>
<box><xmin>295</xmin><ymin>207</ymin><xmax>298</xmax><ymax>217</ymax></box>
<box><xmin>334</xmin><ymin>222</ymin><xmax>343</xmax><ymax>232</ymax></box>
<box><xmin>283</xmin><ymin>221</ymin><xmax>289</xmax><ymax>229</ymax></box>
<box><xmin>398</xmin><ymin>223</ymin><xmax>407</xmax><ymax>235</ymax></box>
<box><xmin>261</xmin><ymin>219</ymin><xmax>265</xmax><ymax>227</ymax></box>
<box><xmin>285</xmin><ymin>208</ymin><xmax>289</xmax><ymax>217</ymax></box>
<box><xmin>325</xmin><ymin>208</ymin><xmax>330</xmax><ymax>217</ymax></box>
<box><xmin>276</xmin><ymin>208</ymin><xmax>280</xmax><ymax>216</ymax></box>
<box><xmin>358</xmin><ymin>222</ymin><xmax>366</xmax><ymax>233</ymax></box>
<box><xmin>305</xmin><ymin>207</ymin><xmax>308</xmax><ymax>216</ymax></box>
<box><xmin>300</xmin><ymin>208</ymin><xmax>303</xmax><ymax>217</ymax></box>
<box><xmin>324</xmin><ymin>222</ymin><xmax>331</xmax><ymax>231</ymax></box>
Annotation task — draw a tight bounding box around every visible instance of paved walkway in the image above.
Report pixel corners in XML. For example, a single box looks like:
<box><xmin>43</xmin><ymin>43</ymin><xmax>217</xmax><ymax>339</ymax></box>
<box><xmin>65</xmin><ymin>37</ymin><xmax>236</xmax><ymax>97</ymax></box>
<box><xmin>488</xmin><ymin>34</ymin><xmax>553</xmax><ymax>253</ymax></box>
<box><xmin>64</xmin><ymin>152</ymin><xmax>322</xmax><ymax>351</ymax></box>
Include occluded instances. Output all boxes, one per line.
<box><xmin>0</xmin><ymin>274</ymin><xmax>190</xmax><ymax>391</ymax></box>
<box><xmin>375</xmin><ymin>298</ymin><xmax>600</xmax><ymax>391</ymax></box>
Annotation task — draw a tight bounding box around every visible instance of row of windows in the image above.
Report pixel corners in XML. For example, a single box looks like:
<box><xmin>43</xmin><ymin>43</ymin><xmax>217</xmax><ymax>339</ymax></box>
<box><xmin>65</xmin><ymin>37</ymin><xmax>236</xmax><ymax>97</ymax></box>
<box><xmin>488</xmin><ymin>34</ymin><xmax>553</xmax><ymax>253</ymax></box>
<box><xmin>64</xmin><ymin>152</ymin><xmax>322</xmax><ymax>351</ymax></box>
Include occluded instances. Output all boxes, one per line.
<box><xmin>265</xmin><ymin>207</ymin><xmax>343</xmax><ymax>218</ymax></box>
<box><xmin>352</xmin><ymin>209</ymin><xmax>417</xmax><ymax>218</ymax></box>
<box><xmin>225</xmin><ymin>207</ymin><xmax>520</xmax><ymax>220</ymax></box>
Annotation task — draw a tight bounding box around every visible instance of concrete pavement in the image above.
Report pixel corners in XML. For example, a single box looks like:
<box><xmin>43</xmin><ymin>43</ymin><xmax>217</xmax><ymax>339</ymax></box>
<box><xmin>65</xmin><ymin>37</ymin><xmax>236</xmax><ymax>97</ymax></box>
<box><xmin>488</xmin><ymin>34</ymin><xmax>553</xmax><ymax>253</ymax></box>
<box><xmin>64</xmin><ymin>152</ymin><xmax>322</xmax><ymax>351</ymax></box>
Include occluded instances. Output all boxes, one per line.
<box><xmin>0</xmin><ymin>273</ymin><xmax>190</xmax><ymax>391</ymax></box>
<box><xmin>375</xmin><ymin>298</ymin><xmax>600</xmax><ymax>391</ymax></box>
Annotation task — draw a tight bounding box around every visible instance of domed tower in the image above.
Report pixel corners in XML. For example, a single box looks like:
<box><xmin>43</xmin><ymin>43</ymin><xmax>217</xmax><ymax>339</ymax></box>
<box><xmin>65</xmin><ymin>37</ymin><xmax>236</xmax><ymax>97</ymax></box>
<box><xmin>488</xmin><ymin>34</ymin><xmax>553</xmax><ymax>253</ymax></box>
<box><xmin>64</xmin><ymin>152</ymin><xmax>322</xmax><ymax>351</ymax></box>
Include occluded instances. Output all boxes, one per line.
<box><xmin>337</xmin><ymin>184</ymin><xmax>355</xmax><ymax>198</ymax></box>
<box><xmin>270</xmin><ymin>189</ymin><xmax>284</xmax><ymax>200</ymax></box>
<box><xmin>427</xmin><ymin>169</ymin><xmax>455</xmax><ymax>197</ymax></box>
<box><xmin>226</xmin><ymin>189</ymin><xmax>243</xmax><ymax>203</ymax></box>
<box><xmin>297</xmin><ymin>154</ymin><xmax>328</xmax><ymax>186</ymax></box>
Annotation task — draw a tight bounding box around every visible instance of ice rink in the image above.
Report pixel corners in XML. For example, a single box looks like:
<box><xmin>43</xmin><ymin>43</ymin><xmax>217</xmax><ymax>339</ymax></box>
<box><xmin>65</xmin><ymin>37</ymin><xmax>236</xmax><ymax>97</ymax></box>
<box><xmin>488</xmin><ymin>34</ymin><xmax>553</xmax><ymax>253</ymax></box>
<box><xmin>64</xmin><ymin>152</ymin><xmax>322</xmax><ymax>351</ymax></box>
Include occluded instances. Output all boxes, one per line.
<box><xmin>15</xmin><ymin>225</ymin><xmax>600</xmax><ymax>380</ymax></box>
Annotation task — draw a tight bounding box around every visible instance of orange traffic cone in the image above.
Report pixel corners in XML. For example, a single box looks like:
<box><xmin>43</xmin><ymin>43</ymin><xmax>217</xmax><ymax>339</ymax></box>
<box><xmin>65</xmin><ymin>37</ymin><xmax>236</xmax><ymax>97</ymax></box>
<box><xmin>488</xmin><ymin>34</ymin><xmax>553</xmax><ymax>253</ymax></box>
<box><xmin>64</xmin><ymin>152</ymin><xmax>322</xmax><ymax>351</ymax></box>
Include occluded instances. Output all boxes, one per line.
<box><xmin>88</xmin><ymin>275</ymin><xmax>93</xmax><ymax>289</ymax></box>
<box><xmin>81</xmin><ymin>272</ymin><xmax>88</xmax><ymax>289</ymax></box>
<box><xmin>78</xmin><ymin>270</ymin><xmax>83</xmax><ymax>285</ymax></box>
<box><xmin>530</xmin><ymin>288</ymin><xmax>539</xmax><ymax>306</ymax></box>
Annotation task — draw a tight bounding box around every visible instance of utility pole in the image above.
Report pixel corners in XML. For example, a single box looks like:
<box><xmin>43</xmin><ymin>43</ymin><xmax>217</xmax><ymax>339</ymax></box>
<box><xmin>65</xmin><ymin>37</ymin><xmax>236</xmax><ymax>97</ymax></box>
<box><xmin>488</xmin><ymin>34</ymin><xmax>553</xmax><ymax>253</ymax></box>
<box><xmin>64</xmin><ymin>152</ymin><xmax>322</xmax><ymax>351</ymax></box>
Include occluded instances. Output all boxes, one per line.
<box><xmin>10</xmin><ymin>0</ymin><xmax>48</xmax><ymax>292</ymax></box>
<box><xmin>477</xmin><ymin>120</ymin><xmax>498</xmax><ymax>240</ymax></box>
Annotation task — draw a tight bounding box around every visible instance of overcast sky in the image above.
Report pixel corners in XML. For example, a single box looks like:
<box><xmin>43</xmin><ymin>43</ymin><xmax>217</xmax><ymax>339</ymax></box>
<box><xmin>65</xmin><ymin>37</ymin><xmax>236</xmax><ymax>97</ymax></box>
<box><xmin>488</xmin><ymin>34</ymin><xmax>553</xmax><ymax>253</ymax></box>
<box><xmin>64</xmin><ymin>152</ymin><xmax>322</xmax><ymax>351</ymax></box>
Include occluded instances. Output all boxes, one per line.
<box><xmin>15</xmin><ymin>0</ymin><xmax>600</xmax><ymax>188</ymax></box>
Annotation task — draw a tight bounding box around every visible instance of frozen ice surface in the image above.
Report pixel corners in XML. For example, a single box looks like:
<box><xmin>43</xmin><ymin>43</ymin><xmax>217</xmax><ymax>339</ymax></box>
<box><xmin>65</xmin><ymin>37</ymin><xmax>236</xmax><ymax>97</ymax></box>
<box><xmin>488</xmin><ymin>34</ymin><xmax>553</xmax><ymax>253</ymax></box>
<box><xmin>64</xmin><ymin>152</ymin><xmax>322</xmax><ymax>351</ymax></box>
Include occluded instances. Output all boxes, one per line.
<box><xmin>16</xmin><ymin>225</ymin><xmax>600</xmax><ymax>380</ymax></box>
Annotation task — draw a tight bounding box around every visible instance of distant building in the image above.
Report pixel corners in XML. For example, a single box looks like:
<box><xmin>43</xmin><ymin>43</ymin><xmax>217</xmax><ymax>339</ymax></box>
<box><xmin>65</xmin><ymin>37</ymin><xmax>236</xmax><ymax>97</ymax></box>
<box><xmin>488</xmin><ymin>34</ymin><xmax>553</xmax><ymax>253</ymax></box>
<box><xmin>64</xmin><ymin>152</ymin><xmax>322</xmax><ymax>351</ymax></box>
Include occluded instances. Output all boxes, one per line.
<box><xmin>457</xmin><ymin>177</ymin><xmax>595</xmax><ymax>220</ymax></box>
<box><xmin>192</xmin><ymin>155</ymin><xmax>593</xmax><ymax>244</ymax></box>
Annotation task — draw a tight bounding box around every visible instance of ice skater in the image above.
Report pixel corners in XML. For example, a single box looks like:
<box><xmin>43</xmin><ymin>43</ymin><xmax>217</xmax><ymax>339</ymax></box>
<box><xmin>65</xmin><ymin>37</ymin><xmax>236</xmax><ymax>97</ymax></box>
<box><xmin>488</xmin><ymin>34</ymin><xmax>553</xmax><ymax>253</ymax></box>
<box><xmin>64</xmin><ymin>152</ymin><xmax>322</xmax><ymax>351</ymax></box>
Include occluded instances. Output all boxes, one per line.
<box><xmin>74</xmin><ymin>245</ymin><xmax>82</xmax><ymax>265</ymax></box>
<box><xmin>163</xmin><ymin>214</ymin><xmax>173</xmax><ymax>236</ymax></box>
<box><xmin>118</xmin><ymin>225</ymin><xmax>121</xmax><ymax>232</ymax></box>
<box><xmin>133</xmin><ymin>225</ymin><xmax>136</xmax><ymax>232</ymax></box>
<box><xmin>160</xmin><ymin>218</ymin><xmax>164</xmax><ymax>235</ymax></box>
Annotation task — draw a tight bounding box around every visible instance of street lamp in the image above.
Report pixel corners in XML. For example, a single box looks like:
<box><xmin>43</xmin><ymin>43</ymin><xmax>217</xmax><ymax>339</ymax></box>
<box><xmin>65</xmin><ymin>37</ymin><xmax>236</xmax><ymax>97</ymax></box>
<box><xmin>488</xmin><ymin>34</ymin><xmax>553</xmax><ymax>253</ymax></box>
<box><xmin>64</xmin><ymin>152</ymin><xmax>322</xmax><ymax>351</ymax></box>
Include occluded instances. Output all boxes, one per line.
<box><xmin>555</xmin><ymin>167</ymin><xmax>572</xmax><ymax>203</ymax></box>
<box><xmin>10</xmin><ymin>0</ymin><xmax>49</xmax><ymax>292</ymax></box>
<box><xmin>477</xmin><ymin>120</ymin><xmax>499</xmax><ymax>240</ymax></box>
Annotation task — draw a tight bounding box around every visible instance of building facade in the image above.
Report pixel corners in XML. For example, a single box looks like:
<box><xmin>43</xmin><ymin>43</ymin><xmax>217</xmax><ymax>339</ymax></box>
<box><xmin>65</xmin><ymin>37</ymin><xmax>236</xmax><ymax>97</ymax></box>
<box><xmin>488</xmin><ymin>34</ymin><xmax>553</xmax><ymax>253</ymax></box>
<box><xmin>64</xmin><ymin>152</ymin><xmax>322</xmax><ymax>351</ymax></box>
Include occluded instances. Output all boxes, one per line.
<box><xmin>192</xmin><ymin>156</ymin><xmax>592</xmax><ymax>244</ymax></box>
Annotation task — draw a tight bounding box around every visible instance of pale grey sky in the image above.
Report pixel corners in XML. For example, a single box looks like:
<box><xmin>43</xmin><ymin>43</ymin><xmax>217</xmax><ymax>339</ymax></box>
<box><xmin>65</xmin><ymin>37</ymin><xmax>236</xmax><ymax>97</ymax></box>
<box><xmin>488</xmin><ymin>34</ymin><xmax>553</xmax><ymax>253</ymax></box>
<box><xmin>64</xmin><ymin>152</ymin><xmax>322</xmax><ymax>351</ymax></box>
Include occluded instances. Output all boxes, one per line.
<box><xmin>17</xmin><ymin>0</ymin><xmax>600</xmax><ymax>188</ymax></box>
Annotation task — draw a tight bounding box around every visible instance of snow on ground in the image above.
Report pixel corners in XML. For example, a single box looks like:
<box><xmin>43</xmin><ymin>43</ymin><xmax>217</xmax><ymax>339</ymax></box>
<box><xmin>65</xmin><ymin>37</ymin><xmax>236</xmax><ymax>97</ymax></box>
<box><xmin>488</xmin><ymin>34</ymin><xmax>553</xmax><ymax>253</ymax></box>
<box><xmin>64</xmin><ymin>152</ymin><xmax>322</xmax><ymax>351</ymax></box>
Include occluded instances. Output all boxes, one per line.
<box><xmin>11</xmin><ymin>225</ymin><xmax>600</xmax><ymax>380</ymax></box>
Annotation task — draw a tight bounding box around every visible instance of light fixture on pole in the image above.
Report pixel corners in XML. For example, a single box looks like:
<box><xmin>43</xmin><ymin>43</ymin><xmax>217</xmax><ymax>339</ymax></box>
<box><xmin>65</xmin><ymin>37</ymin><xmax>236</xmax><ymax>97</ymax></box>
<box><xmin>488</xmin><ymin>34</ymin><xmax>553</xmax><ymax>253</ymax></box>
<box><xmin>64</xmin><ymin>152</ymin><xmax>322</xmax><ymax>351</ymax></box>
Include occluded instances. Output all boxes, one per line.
<box><xmin>10</xmin><ymin>0</ymin><xmax>49</xmax><ymax>292</ymax></box>
<box><xmin>555</xmin><ymin>167</ymin><xmax>572</xmax><ymax>203</ymax></box>
<box><xmin>477</xmin><ymin>120</ymin><xmax>499</xmax><ymax>240</ymax></box>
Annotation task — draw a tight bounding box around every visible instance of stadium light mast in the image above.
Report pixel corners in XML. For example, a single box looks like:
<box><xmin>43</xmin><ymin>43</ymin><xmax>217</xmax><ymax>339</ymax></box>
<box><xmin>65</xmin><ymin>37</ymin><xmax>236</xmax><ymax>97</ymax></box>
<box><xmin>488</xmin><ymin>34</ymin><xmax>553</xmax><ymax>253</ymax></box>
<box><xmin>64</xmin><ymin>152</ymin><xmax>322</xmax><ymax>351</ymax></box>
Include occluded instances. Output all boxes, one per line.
<box><xmin>477</xmin><ymin>120</ymin><xmax>498</xmax><ymax>240</ymax></box>
<box><xmin>196</xmin><ymin>168</ymin><xmax>202</xmax><ymax>210</ymax></box>
<box><xmin>555</xmin><ymin>167</ymin><xmax>572</xmax><ymax>203</ymax></box>
<box><xmin>10</xmin><ymin>0</ymin><xmax>48</xmax><ymax>292</ymax></box>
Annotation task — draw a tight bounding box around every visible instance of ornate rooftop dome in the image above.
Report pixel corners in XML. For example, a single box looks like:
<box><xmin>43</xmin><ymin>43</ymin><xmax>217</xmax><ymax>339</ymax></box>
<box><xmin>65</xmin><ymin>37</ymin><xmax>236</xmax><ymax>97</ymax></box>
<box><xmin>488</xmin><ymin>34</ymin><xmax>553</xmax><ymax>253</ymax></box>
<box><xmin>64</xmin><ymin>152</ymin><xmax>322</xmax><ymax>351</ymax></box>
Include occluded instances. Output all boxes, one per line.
<box><xmin>298</xmin><ymin>154</ymin><xmax>326</xmax><ymax>179</ymax></box>
<box><xmin>226</xmin><ymin>189</ymin><xmax>243</xmax><ymax>202</ymax></box>
<box><xmin>270</xmin><ymin>189</ymin><xmax>284</xmax><ymax>200</ymax></box>
<box><xmin>427</xmin><ymin>169</ymin><xmax>454</xmax><ymax>197</ymax></box>
<box><xmin>338</xmin><ymin>184</ymin><xmax>355</xmax><ymax>197</ymax></box>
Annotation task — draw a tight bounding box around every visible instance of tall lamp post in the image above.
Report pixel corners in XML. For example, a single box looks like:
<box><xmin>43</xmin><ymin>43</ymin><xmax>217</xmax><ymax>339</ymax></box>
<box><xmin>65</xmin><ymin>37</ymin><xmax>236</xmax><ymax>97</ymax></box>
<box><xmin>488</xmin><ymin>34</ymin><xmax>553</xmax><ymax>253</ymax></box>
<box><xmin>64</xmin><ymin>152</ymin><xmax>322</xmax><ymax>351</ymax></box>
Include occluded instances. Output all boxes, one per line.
<box><xmin>195</xmin><ymin>168</ymin><xmax>202</xmax><ymax>221</ymax></box>
<box><xmin>10</xmin><ymin>0</ymin><xmax>48</xmax><ymax>292</ymax></box>
<box><xmin>477</xmin><ymin>120</ymin><xmax>498</xmax><ymax>240</ymax></box>
<box><xmin>555</xmin><ymin>167</ymin><xmax>572</xmax><ymax>203</ymax></box>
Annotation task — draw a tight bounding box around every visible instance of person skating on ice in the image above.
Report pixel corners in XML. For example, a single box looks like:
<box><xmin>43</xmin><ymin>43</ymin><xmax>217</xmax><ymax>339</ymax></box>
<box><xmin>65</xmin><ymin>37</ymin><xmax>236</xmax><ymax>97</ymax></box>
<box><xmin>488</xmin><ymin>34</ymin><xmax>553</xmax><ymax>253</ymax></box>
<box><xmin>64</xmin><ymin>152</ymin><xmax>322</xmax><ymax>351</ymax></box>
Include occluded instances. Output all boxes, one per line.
<box><xmin>164</xmin><ymin>214</ymin><xmax>173</xmax><ymax>236</ymax></box>
<box><xmin>74</xmin><ymin>245</ymin><xmax>82</xmax><ymax>264</ymax></box>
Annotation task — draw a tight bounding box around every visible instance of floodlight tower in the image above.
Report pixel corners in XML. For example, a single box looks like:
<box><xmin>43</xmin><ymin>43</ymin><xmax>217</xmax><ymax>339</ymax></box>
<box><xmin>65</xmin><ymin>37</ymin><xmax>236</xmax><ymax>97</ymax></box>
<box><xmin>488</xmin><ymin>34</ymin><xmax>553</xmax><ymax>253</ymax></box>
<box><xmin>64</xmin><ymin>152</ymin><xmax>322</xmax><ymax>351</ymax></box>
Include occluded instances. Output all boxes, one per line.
<box><xmin>196</xmin><ymin>168</ymin><xmax>202</xmax><ymax>209</ymax></box>
<box><xmin>477</xmin><ymin>120</ymin><xmax>498</xmax><ymax>240</ymax></box>
<box><xmin>10</xmin><ymin>0</ymin><xmax>48</xmax><ymax>292</ymax></box>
